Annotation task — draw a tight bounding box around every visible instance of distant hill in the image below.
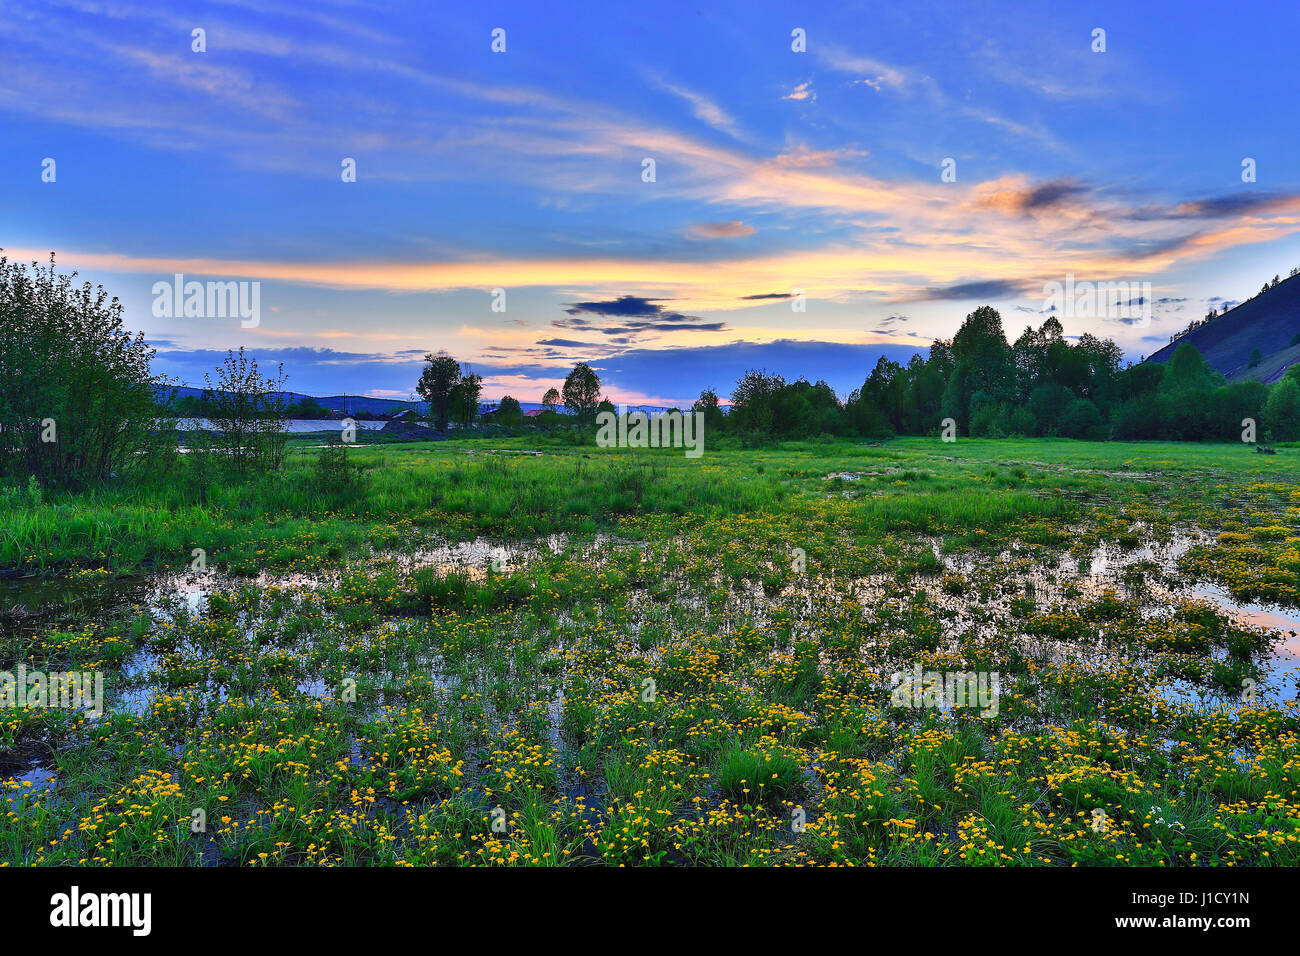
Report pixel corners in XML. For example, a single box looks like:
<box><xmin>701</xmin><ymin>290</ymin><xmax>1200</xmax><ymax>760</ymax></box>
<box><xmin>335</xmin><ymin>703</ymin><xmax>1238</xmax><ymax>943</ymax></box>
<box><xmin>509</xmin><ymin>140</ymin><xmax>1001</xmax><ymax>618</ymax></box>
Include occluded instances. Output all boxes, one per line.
<box><xmin>1145</xmin><ymin>272</ymin><xmax>1300</xmax><ymax>382</ymax></box>
<box><xmin>161</xmin><ymin>385</ymin><xmax>681</xmax><ymax>417</ymax></box>
<box><xmin>164</xmin><ymin>385</ymin><xmax>426</xmax><ymax>415</ymax></box>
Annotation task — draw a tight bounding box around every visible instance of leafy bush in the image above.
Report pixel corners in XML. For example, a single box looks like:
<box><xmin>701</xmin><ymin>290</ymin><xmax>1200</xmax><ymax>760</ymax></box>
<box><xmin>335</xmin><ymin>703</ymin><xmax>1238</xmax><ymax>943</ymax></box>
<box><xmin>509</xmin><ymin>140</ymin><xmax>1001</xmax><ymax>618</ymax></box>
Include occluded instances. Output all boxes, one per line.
<box><xmin>0</xmin><ymin>252</ymin><xmax>176</xmax><ymax>486</ymax></box>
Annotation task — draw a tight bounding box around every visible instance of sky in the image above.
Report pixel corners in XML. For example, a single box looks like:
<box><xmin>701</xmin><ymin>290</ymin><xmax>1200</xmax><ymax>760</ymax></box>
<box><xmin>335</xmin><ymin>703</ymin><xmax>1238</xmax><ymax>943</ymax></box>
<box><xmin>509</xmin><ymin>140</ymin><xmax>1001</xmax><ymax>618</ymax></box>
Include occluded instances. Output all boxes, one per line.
<box><xmin>3</xmin><ymin>0</ymin><xmax>1300</xmax><ymax>406</ymax></box>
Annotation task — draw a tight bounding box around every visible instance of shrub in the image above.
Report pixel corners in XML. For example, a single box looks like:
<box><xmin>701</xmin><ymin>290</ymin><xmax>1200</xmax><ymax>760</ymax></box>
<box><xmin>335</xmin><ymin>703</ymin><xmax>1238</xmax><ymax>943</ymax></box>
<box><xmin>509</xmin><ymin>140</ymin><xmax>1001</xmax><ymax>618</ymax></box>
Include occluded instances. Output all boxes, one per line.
<box><xmin>0</xmin><ymin>252</ymin><xmax>176</xmax><ymax>486</ymax></box>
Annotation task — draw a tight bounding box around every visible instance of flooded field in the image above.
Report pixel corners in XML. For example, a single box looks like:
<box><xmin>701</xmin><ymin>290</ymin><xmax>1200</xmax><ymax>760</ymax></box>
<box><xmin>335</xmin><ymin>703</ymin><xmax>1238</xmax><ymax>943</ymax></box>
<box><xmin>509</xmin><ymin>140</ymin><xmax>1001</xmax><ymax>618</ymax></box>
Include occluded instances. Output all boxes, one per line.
<box><xmin>3</xmin><ymin>437</ymin><xmax>1300</xmax><ymax>866</ymax></box>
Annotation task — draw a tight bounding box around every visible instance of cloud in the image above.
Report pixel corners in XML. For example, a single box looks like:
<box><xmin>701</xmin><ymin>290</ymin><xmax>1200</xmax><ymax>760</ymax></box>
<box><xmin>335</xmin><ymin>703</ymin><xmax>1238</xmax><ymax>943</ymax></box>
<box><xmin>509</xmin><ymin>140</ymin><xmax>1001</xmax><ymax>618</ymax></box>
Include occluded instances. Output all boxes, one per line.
<box><xmin>557</xmin><ymin>295</ymin><xmax>729</xmax><ymax>340</ymax></box>
<box><xmin>770</xmin><ymin>145</ymin><xmax>866</xmax><ymax>168</ymax></box>
<box><xmin>904</xmin><ymin>280</ymin><xmax>1028</xmax><ymax>302</ymax></box>
<box><xmin>973</xmin><ymin>177</ymin><xmax>1091</xmax><ymax>216</ymax></box>
<box><xmin>685</xmin><ymin>220</ymin><xmax>756</xmax><ymax>240</ymax></box>
<box><xmin>1125</xmin><ymin>193</ymin><xmax>1299</xmax><ymax>221</ymax></box>
<box><xmin>646</xmin><ymin>72</ymin><xmax>746</xmax><ymax>140</ymax></box>
<box><xmin>563</xmin><ymin>295</ymin><xmax>676</xmax><ymax>319</ymax></box>
<box><xmin>783</xmin><ymin>81</ymin><xmax>815</xmax><ymax>102</ymax></box>
<box><xmin>817</xmin><ymin>47</ymin><xmax>907</xmax><ymax>91</ymax></box>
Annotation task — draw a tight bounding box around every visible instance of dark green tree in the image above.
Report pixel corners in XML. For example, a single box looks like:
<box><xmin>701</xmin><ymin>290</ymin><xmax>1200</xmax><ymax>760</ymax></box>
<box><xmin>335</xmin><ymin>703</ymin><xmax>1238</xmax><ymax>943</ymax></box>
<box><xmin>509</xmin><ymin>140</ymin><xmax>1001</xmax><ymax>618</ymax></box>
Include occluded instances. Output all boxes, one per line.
<box><xmin>416</xmin><ymin>351</ymin><xmax>462</xmax><ymax>431</ymax></box>
<box><xmin>562</xmin><ymin>362</ymin><xmax>602</xmax><ymax>426</ymax></box>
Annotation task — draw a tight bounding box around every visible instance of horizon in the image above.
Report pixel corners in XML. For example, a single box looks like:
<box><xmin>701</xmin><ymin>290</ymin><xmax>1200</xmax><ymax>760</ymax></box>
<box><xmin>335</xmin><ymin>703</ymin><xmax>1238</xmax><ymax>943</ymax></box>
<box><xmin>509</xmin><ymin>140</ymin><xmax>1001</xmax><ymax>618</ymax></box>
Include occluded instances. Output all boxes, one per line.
<box><xmin>5</xmin><ymin>0</ymin><xmax>1300</xmax><ymax>404</ymax></box>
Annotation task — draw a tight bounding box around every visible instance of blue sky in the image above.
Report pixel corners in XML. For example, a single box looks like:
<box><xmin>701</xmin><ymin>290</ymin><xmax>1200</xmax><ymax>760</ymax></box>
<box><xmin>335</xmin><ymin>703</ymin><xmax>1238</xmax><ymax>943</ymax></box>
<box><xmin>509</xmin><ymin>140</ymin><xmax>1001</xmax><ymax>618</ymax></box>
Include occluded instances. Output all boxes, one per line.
<box><xmin>3</xmin><ymin>0</ymin><xmax>1299</xmax><ymax>404</ymax></box>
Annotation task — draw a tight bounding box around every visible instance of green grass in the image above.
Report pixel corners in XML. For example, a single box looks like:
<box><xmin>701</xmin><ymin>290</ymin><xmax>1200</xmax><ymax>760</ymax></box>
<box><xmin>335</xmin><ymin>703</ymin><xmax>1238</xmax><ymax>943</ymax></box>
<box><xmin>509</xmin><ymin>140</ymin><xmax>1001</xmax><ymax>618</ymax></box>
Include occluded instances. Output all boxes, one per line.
<box><xmin>6</xmin><ymin>436</ymin><xmax>1291</xmax><ymax>575</ymax></box>
<box><xmin>3</xmin><ymin>436</ymin><xmax>1300</xmax><ymax>866</ymax></box>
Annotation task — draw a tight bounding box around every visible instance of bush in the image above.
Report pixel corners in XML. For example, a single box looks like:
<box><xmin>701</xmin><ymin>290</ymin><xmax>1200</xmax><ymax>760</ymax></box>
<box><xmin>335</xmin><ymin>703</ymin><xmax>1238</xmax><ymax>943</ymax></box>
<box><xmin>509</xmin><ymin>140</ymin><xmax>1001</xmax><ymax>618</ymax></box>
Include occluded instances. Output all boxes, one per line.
<box><xmin>314</xmin><ymin>442</ymin><xmax>364</xmax><ymax>494</ymax></box>
<box><xmin>1264</xmin><ymin>378</ymin><xmax>1300</xmax><ymax>441</ymax></box>
<box><xmin>202</xmin><ymin>347</ymin><xmax>289</xmax><ymax>475</ymax></box>
<box><xmin>0</xmin><ymin>252</ymin><xmax>176</xmax><ymax>486</ymax></box>
<box><xmin>1058</xmin><ymin>399</ymin><xmax>1104</xmax><ymax>440</ymax></box>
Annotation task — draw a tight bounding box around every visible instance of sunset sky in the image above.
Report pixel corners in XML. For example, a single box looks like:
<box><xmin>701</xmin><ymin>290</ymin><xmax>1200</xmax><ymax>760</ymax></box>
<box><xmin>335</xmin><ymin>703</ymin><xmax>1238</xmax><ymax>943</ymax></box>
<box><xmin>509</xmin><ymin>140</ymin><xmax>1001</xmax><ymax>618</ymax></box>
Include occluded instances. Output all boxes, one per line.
<box><xmin>3</xmin><ymin>0</ymin><xmax>1299</xmax><ymax>405</ymax></box>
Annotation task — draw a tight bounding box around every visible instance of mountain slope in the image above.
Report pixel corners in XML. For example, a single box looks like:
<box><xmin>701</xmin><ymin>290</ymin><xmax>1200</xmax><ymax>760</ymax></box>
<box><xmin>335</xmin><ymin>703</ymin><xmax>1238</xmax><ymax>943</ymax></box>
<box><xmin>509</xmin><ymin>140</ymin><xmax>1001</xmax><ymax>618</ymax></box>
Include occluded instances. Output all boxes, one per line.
<box><xmin>1145</xmin><ymin>272</ymin><xmax>1300</xmax><ymax>382</ymax></box>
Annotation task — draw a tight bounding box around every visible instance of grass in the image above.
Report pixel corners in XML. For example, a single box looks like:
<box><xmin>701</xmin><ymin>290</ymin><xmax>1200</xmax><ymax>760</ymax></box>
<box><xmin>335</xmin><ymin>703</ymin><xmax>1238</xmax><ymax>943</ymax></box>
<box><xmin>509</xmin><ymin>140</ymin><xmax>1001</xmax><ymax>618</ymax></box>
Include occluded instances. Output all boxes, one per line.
<box><xmin>2</xmin><ymin>436</ymin><xmax>1300</xmax><ymax>866</ymax></box>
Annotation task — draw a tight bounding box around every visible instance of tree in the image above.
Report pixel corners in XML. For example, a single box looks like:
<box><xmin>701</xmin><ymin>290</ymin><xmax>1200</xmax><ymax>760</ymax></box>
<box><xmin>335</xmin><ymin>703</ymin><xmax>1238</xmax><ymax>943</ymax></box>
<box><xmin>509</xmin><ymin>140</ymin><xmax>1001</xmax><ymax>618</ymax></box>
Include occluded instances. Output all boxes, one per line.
<box><xmin>1160</xmin><ymin>342</ymin><xmax>1220</xmax><ymax>396</ymax></box>
<box><xmin>1250</xmin><ymin>348</ymin><xmax>1263</xmax><ymax>368</ymax></box>
<box><xmin>496</xmin><ymin>395</ymin><xmax>523</xmax><ymax>426</ymax></box>
<box><xmin>730</xmin><ymin>369</ymin><xmax>785</xmax><ymax>443</ymax></box>
<box><xmin>542</xmin><ymin>387</ymin><xmax>560</xmax><ymax>411</ymax></box>
<box><xmin>562</xmin><ymin>362</ymin><xmax>602</xmax><ymax>425</ymax></box>
<box><xmin>448</xmin><ymin>368</ymin><xmax>483</xmax><ymax>428</ymax></box>
<box><xmin>0</xmin><ymin>252</ymin><xmax>175</xmax><ymax>486</ymax></box>
<box><xmin>862</xmin><ymin>356</ymin><xmax>906</xmax><ymax>431</ymax></box>
<box><xmin>1058</xmin><ymin>398</ymin><xmax>1104</xmax><ymax>440</ymax></box>
<box><xmin>692</xmin><ymin>387</ymin><xmax>725</xmax><ymax>433</ymax></box>
<box><xmin>1264</xmin><ymin>378</ymin><xmax>1300</xmax><ymax>441</ymax></box>
<box><xmin>951</xmin><ymin>305</ymin><xmax>1013</xmax><ymax>399</ymax></box>
<box><xmin>284</xmin><ymin>395</ymin><xmax>330</xmax><ymax>419</ymax></box>
<box><xmin>1027</xmin><ymin>382</ymin><xmax>1073</xmax><ymax>435</ymax></box>
<box><xmin>844</xmin><ymin>386</ymin><xmax>891</xmax><ymax>437</ymax></box>
<box><xmin>416</xmin><ymin>351</ymin><xmax>462</xmax><ymax>431</ymax></box>
<box><xmin>202</xmin><ymin>347</ymin><xmax>289</xmax><ymax>474</ymax></box>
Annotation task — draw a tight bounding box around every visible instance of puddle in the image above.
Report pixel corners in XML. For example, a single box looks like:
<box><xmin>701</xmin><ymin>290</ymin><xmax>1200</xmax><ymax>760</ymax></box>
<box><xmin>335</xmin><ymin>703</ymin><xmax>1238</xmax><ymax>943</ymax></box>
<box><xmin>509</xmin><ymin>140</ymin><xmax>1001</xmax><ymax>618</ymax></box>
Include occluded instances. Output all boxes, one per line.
<box><xmin>5</xmin><ymin>525</ymin><xmax>1300</xmax><ymax>741</ymax></box>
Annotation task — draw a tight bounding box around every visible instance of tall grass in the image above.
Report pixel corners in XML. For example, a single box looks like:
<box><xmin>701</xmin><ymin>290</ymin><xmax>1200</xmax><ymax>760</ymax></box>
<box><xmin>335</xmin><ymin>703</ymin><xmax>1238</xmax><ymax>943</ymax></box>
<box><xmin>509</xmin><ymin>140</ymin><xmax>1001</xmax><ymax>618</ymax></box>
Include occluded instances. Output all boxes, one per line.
<box><xmin>4</xmin><ymin>436</ymin><xmax>1289</xmax><ymax>573</ymax></box>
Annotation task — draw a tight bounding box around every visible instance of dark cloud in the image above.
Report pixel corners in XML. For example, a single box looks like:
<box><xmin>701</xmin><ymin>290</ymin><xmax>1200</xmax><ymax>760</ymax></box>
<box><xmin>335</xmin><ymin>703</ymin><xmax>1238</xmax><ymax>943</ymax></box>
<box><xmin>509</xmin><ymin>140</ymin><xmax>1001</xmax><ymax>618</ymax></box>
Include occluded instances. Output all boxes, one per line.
<box><xmin>739</xmin><ymin>292</ymin><xmax>793</xmax><ymax>300</ymax></box>
<box><xmin>903</xmin><ymin>279</ymin><xmax>1026</xmax><ymax>302</ymax></box>
<box><xmin>685</xmin><ymin>220</ymin><xmax>756</xmax><ymax>240</ymax></box>
<box><xmin>601</xmin><ymin>322</ymin><xmax>727</xmax><ymax>334</ymax></box>
<box><xmin>1089</xmin><ymin>231</ymin><xmax>1198</xmax><ymax>262</ymax></box>
<box><xmin>977</xmin><ymin>178</ymin><xmax>1090</xmax><ymax>216</ymax></box>
<box><xmin>557</xmin><ymin>294</ymin><xmax>728</xmax><ymax>339</ymax></box>
<box><xmin>1124</xmin><ymin>192</ymin><xmax>1296</xmax><ymax>221</ymax></box>
<box><xmin>1020</xmin><ymin>179</ymin><xmax>1090</xmax><ymax>210</ymax></box>
<box><xmin>564</xmin><ymin>295</ymin><xmax>674</xmax><ymax>318</ymax></box>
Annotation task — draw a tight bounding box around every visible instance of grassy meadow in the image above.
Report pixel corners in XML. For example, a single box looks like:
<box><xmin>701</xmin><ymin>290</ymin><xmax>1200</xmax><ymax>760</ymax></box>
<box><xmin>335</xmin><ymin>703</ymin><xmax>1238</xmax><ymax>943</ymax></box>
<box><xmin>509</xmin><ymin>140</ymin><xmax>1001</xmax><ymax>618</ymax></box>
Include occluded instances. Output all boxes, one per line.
<box><xmin>3</xmin><ymin>436</ymin><xmax>1300</xmax><ymax>866</ymax></box>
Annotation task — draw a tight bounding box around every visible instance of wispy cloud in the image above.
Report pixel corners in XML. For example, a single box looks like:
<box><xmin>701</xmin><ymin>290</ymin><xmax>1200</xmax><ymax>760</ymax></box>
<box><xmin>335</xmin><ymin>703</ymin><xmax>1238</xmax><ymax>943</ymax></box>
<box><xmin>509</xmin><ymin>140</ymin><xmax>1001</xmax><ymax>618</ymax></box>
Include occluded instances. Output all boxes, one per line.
<box><xmin>646</xmin><ymin>71</ymin><xmax>747</xmax><ymax>140</ymax></box>
<box><xmin>685</xmin><ymin>220</ymin><xmax>756</xmax><ymax>240</ymax></box>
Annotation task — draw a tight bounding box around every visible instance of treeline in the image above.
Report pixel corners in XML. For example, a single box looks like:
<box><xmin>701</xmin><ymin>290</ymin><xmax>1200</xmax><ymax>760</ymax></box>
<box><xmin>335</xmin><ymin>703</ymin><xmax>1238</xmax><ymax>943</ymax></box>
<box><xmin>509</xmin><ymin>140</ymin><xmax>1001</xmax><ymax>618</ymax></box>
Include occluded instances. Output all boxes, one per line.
<box><xmin>171</xmin><ymin>393</ymin><xmax>396</xmax><ymax>420</ymax></box>
<box><xmin>10</xmin><ymin>242</ymin><xmax>1300</xmax><ymax>493</ymax></box>
<box><xmin>710</xmin><ymin>306</ymin><xmax>1300</xmax><ymax>443</ymax></box>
